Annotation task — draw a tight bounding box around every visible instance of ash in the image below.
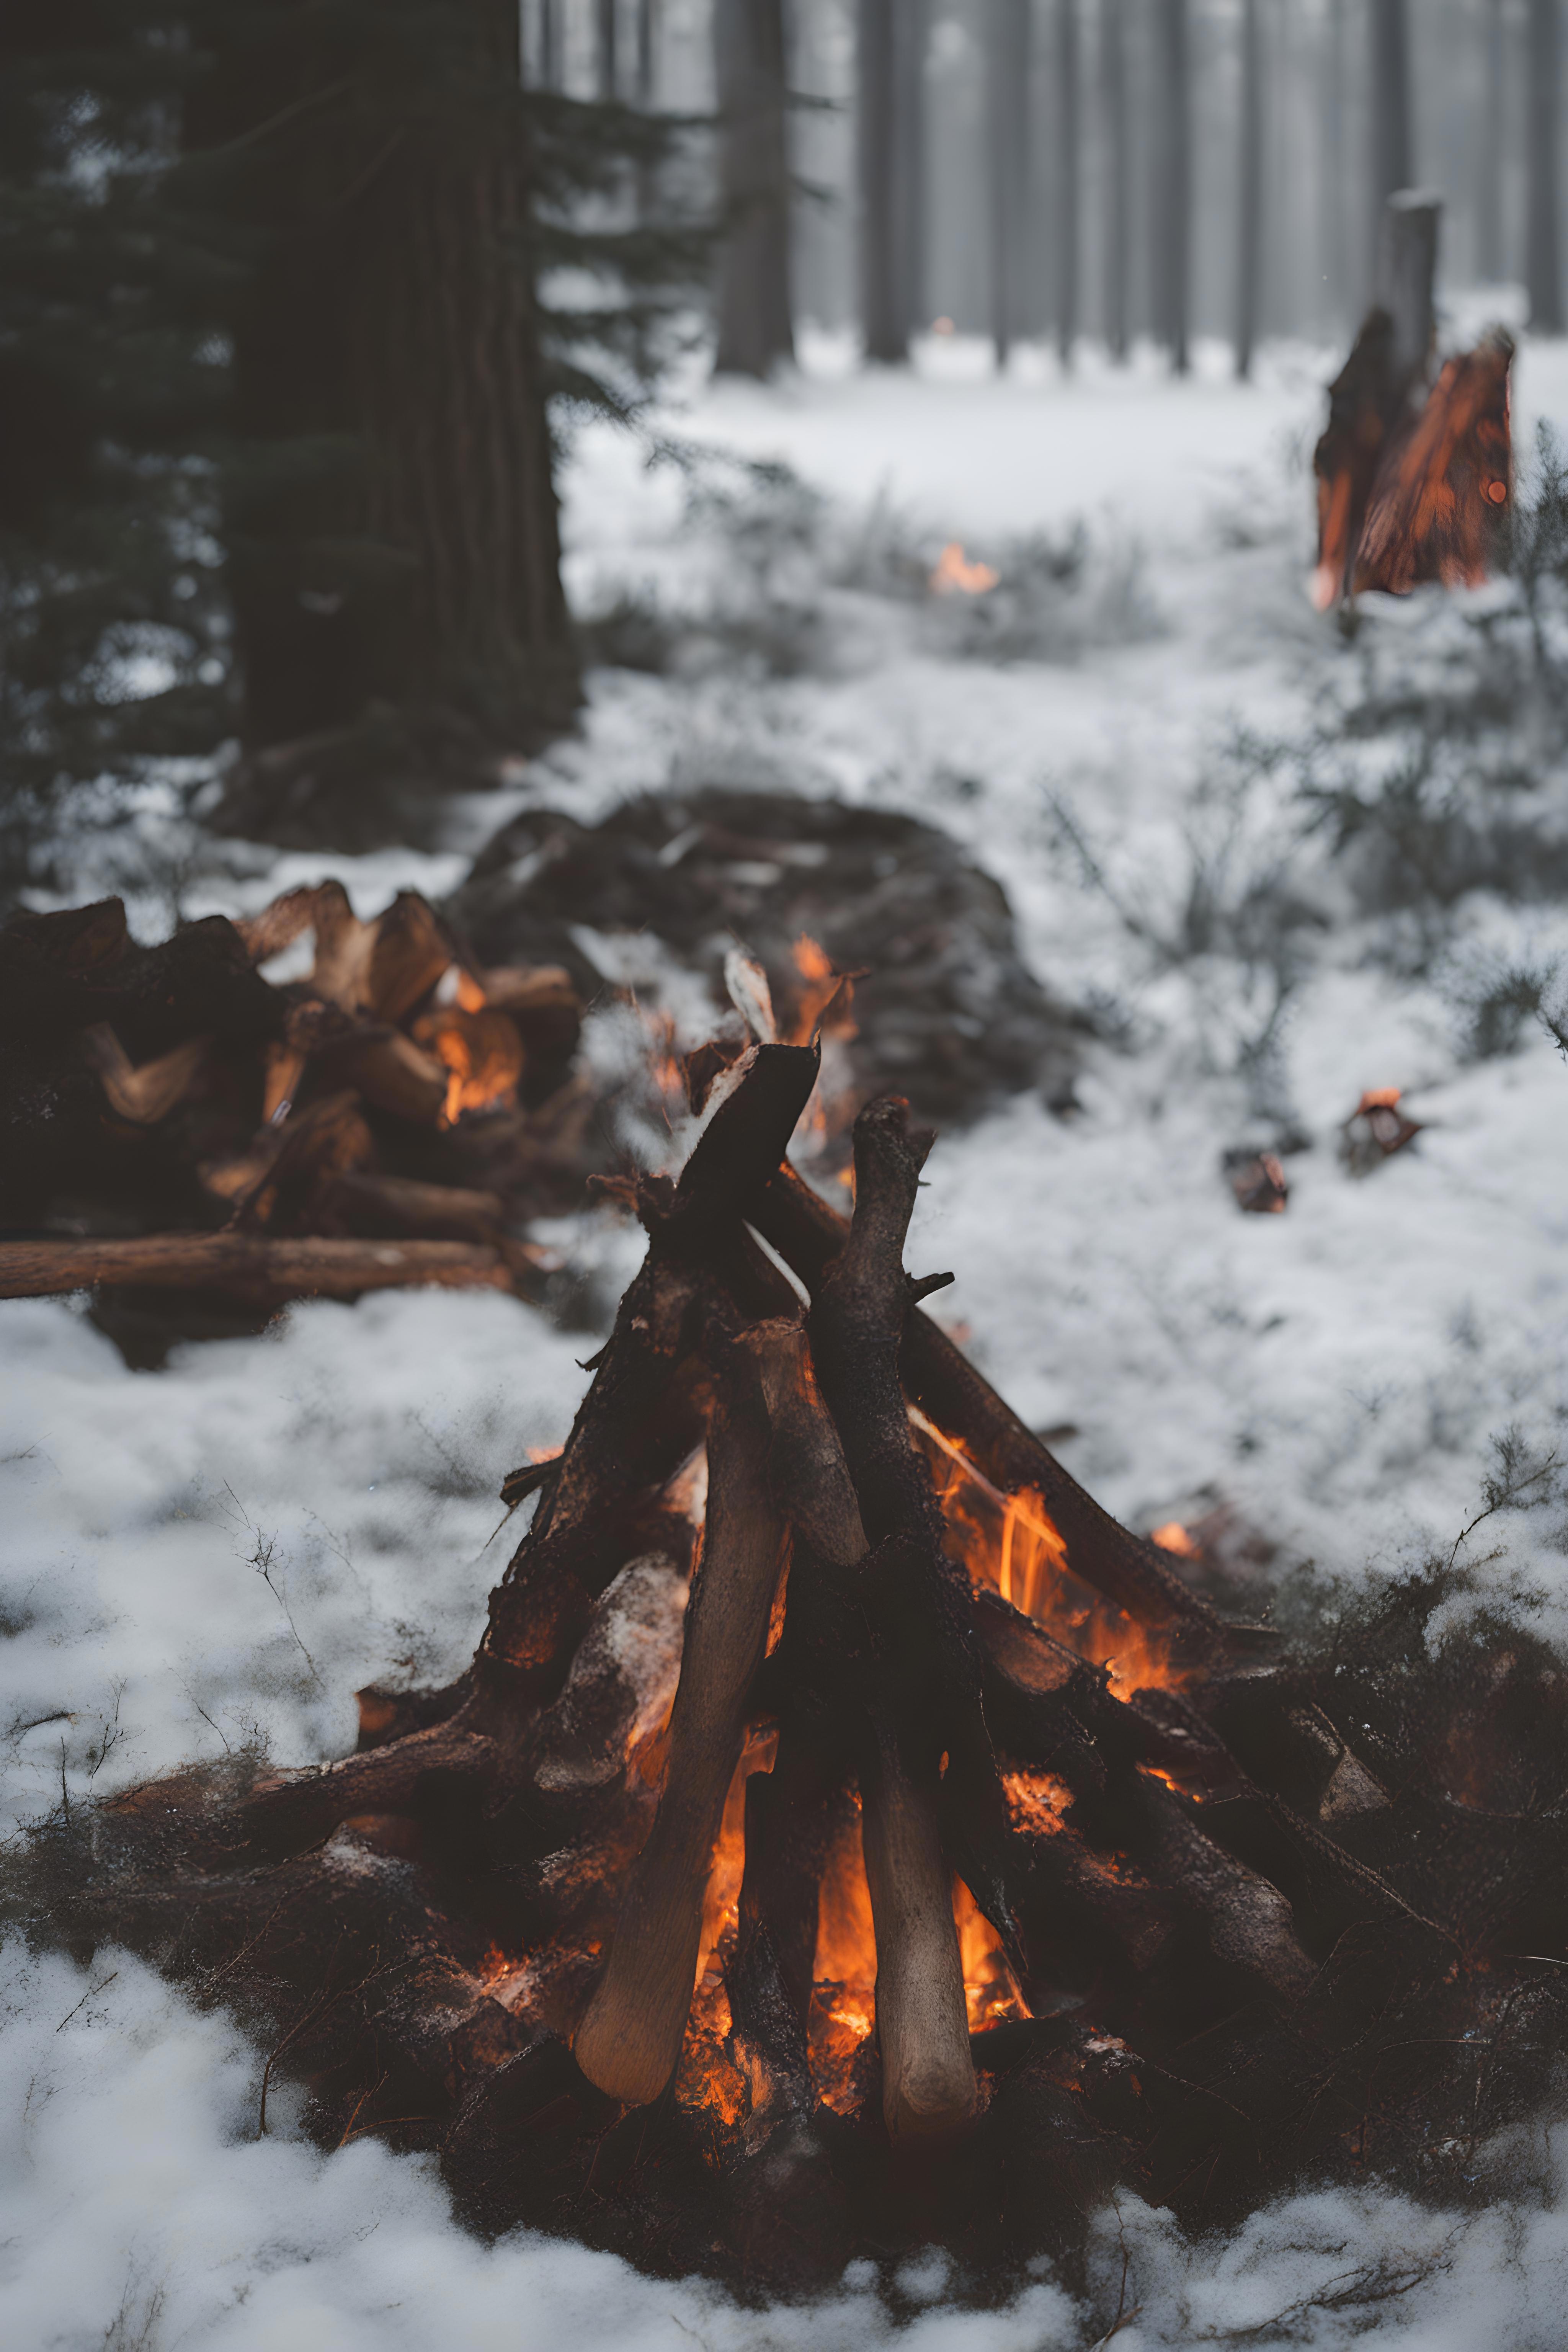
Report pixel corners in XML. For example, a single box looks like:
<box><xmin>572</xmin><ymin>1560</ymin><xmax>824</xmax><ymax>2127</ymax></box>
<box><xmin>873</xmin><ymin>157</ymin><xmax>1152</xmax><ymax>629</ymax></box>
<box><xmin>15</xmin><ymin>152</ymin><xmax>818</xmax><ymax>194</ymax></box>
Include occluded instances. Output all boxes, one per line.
<box><xmin>7</xmin><ymin>336</ymin><xmax>1568</xmax><ymax>2347</ymax></box>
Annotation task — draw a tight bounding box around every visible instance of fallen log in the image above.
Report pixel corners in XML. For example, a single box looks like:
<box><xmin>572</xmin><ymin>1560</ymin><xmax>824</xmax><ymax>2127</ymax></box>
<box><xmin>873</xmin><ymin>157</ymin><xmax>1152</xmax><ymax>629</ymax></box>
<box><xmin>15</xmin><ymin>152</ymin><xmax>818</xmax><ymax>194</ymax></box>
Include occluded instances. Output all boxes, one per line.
<box><xmin>0</xmin><ymin>1233</ymin><xmax>518</xmax><ymax>1300</ymax></box>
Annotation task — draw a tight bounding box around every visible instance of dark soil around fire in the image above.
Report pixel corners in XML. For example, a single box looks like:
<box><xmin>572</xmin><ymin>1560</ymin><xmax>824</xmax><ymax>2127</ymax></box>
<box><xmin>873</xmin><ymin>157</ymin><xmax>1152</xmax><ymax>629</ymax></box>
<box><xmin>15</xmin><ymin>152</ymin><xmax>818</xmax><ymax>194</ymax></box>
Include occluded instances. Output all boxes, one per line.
<box><xmin>15</xmin><ymin>1559</ymin><xmax>1568</xmax><ymax>2305</ymax></box>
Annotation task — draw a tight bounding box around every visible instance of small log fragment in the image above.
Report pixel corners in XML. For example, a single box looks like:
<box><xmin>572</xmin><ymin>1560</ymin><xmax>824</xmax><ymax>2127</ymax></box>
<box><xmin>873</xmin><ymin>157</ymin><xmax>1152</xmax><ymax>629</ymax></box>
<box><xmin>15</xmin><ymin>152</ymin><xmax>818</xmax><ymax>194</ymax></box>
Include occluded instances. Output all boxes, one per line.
<box><xmin>574</xmin><ymin>1355</ymin><xmax>788</xmax><ymax>2106</ymax></box>
<box><xmin>0</xmin><ymin>1234</ymin><xmax>516</xmax><ymax>1301</ymax></box>
<box><xmin>232</xmin><ymin>885</ymin><xmax>322</xmax><ymax>966</ymax></box>
<box><xmin>79</xmin><ymin>1023</ymin><xmax>212</xmax><ymax>1125</ymax></box>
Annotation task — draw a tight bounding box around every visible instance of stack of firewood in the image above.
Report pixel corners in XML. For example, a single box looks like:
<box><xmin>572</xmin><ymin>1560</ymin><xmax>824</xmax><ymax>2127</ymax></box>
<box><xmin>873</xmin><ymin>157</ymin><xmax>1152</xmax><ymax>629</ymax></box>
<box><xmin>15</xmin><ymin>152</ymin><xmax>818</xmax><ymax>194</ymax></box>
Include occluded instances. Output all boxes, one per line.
<box><xmin>0</xmin><ymin>883</ymin><xmax>590</xmax><ymax>1313</ymax></box>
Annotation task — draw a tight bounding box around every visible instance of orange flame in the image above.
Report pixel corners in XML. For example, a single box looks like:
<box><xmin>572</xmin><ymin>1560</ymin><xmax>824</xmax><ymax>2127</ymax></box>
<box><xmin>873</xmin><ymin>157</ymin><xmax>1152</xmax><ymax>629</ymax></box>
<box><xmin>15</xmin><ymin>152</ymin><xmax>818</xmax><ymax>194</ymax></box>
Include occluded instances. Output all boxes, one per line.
<box><xmin>929</xmin><ymin>542</ymin><xmax>1000</xmax><ymax>596</ymax></box>
<box><xmin>412</xmin><ymin>1006</ymin><xmax>524</xmax><ymax>1127</ymax></box>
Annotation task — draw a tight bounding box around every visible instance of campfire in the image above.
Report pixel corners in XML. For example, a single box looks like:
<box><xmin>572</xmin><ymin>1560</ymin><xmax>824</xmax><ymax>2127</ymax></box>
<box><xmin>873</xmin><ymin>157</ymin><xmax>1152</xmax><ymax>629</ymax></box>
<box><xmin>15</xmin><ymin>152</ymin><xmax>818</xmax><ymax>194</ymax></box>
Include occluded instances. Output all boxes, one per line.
<box><xmin>18</xmin><ymin>954</ymin><xmax>1568</xmax><ymax>2295</ymax></box>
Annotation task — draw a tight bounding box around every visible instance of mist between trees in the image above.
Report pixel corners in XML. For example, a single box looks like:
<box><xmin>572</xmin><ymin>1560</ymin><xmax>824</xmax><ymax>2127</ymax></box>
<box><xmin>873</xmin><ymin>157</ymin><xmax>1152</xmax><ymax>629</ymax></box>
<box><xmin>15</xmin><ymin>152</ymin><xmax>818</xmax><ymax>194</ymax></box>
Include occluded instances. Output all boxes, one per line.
<box><xmin>557</xmin><ymin>0</ymin><xmax>1565</xmax><ymax>367</ymax></box>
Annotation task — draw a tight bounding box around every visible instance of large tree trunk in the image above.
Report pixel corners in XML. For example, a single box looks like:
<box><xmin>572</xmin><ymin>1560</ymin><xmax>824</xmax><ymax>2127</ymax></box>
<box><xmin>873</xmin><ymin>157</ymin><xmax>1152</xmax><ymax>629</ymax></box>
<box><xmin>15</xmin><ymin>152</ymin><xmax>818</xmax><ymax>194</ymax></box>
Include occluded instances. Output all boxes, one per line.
<box><xmin>1151</xmin><ymin>0</ymin><xmax>1190</xmax><ymax>374</ymax></box>
<box><xmin>1235</xmin><ymin>0</ymin><xmax>1261</xmax><ymax>378</ymax></box>
<box><xmin>198</xmin><ymin>0</ymin><xmax>579</xmax><ymax>763</ymax></box>
<box><xmin>1054</xmin><ymin>0</ymin><xmax>1078</xmax><ymax>368</ymax></box>
<box><xmin>1368</xmin><ymin>0</ymin><xmax>1412</xmax><ymax>271</ymax></box>
<box><xmin>1527</xmin><ymin>0</ymin><xmax>1564</xmax><ymax>332</ymax></box>
<box><xmin>987</xmin><ymin>0</ymin><xmax>1032</xmax><ymax>370</ymax></box>
<box><xmin>1101</xmin><ymin>0</ymin><xmax>1128</xmax><ymax>362</ymax></box>
<box><xmin>859</xmin><ymin>0</ymin><xmax>926</xmax><ymax>363</ymax></box>
<box><xmin>714</xmin><ymin>0</ymin><xmax>794</xmax><ymax>377</ymax></box>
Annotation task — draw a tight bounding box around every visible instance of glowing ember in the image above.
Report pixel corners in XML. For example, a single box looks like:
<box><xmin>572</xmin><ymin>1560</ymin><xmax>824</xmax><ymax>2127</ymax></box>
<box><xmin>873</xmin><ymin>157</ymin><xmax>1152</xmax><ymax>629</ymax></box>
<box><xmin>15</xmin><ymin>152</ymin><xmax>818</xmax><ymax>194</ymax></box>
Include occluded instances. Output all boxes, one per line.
<box><xmin>1151</xmin><ymin>1521</ymin><xmax>1199</xmax><ymax>1558</ymax></box>
<box><xmin>929</xmin><ymin>541</ymin><xmax>1000</xmax><ymax>596</ymax></box>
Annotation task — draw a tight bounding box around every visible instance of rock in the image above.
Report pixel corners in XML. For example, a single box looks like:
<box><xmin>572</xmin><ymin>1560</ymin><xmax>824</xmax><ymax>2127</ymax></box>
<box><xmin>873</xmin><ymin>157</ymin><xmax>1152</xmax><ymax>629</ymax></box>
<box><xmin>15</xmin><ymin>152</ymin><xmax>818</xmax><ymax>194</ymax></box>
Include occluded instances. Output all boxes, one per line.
<box><xmin>448</xmin><ymin>790</ymin><xmax>1083</xmax><ymax>1127</ymax></box>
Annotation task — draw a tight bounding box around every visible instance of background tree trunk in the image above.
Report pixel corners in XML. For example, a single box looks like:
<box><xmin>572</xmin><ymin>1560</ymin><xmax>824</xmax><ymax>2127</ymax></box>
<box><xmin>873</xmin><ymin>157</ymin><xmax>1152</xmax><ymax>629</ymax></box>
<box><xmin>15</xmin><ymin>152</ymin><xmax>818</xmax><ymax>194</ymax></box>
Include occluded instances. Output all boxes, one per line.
<box><xmin>599</xmin><ymin>0</ymin><xmax>619</xmax><ymax>99</ymax></box>
<box><xmin>1151</xmin><ymin>0</ymin><xmax>1190</xmax><ymax>374</ymax></box>
<box><xmin>1368</xmin><ymin>0</ymin><xmax>1413</xmax><ymax>278</ymax></box>
<box><xmin>1376</xmin><ymin>189</ymin><xmax>1440</xmax><ymax>388</ymax></box>
<box><xmin>637</xmin><ymin>0</ymin><xmax>657</xmax><ymax>105</ymax></box>
<box><xmin>1235</xmin><ymin>0</ymin><xmax>1261</xmax><ymax>377</ymax></box>
<box><xmin>859</xmin><ymin>0</ymin><xmax>900</xmax><ymax>361</ymax></box>
<box><xmin>1527</xmin><ymin>0</ymin><xmax>1564</xmax><ymax>331</ymax></box>
<box><xmin>1320</xmin><ymin>0</ymin><xmax>1347</xmax><ymax>327</ymax></box>
<box><xmin>1480</xmin><ymin>0</ymin><xmax>1504</xmax><ymax>284</ymax></box>
<box><xmin>1101</xmin><ymin>0</ymin><xmax>1128</xmax><ymax>362</ymax></box>
<box><xmin>536</xmin><ymin>0</ymin><xmax>562</xmax><ymax>93</ymax></box>
<box><xmin>988</xmin><ymin>0</ymin><xmax>1031</xmax><ymax>369</ymax></box>
<box><xmin>714</xmin><ymin>0</ymin><xmax>794</xmax><ymax>377</ymax></box>
<box><xmin>1055</xmin><ymin>0</ymin><xmax>1079</xmax><ymax>367</ymax></box>
<box><xmin>200</xmin><ymin>0</ymin><xmax>578</xmax><ymax>759</ymax></box>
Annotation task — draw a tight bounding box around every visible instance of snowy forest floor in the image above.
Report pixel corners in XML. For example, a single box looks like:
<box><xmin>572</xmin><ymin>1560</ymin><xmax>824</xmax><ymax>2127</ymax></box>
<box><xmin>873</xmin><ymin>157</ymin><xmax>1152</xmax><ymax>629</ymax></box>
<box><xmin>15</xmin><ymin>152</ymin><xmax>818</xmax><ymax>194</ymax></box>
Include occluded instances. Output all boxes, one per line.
<box><xmin>7</xmin><ymin>327</ymin><xmax>1568</xmax><ymax>2347</ymax></box>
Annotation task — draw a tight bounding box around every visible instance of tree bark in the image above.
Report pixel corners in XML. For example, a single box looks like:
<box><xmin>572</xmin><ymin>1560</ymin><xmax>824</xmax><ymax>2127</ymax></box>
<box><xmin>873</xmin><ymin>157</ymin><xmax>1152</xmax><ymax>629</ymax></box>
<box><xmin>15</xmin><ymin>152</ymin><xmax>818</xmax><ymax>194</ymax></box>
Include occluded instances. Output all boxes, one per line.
<box><xmin>988</xmin><ymin>0</ymin><xmax>1032</xmax><ymax>369</ymax></box>
<box><xmin>714</xmin><ymin>0</ymin><xmax>794</xmax><ymax>377</ymax></box>
<box><xmin>859</xmin><ymin>0</ymin><xmax>926</xmax><ymax>363</ymax></box>
<box><xmin>1055</xmin><ymin>0</ymin><xmax>1079</xmax><ymax>368</ymax></box>
<box><xmin>1151</xmin><ymin>0</ymin><xmax>1191</xmax><ymax>374</ymax></box>
<box><xmin>1236</xmin><ymin>0</ymin><xmax>1261</xmax><ymax>378</ymax></box>
<box><xmin>195</xmin><ymin>0</ymin><xmax>579</xmax><ymax>760</ymax></box>
<box><xmin>1101</xmin><ymin>0</ymin><xmax>1128</xmax><ymax>361</ymax></box>
<box><xmin>1527</xmin><ymin>0</ymin><xmax>1564</xmax><ymax>332</ymax></box>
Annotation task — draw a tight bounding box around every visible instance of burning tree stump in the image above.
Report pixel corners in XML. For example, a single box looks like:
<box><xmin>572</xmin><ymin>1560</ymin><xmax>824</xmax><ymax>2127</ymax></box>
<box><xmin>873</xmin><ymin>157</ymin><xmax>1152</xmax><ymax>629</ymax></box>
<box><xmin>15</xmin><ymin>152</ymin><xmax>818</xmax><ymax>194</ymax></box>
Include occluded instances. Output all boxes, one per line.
<box><xmin>21</xmin><ymin>998</ymin><xmax>1568</xmax><ymax>2295</ymax></box>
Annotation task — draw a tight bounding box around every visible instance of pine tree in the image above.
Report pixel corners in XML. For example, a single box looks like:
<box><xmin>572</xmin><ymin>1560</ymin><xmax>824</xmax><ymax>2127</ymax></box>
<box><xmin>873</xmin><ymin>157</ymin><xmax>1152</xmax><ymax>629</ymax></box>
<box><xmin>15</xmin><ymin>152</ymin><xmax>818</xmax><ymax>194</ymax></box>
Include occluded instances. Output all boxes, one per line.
<box><xmin>0</xmin><ymin>0</ymin><xmax>234</xmax><ymax>891</ymax></box>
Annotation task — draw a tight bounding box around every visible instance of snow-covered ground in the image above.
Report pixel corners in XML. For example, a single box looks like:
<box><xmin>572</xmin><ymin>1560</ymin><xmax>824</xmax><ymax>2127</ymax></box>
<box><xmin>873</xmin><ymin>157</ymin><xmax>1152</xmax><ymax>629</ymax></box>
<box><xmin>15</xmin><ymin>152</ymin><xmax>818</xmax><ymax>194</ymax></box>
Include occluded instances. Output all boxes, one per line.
<box><xmin>7</xmin><ymin>328</ymin><xmax>1568</xmax><ymax>2346</ymax></box>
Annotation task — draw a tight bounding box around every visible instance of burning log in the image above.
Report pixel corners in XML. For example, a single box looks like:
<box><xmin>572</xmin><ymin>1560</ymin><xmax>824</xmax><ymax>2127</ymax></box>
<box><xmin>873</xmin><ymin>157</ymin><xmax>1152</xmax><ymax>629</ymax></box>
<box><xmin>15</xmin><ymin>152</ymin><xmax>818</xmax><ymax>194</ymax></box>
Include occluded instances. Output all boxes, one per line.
<box><xmin>20</xmin><ymin>965</ymin><xmax>1568</xmax><ymax>2297</ymax></box>
<box><xmin>1339</xmin><ymin>1085</ymin><xmax>1422</xmax><ymax>1174</ymax></box>
<box><xmin>1312</xmin><ymin>196</ymin><xmax>1513</xmax><ymax>610</ymax></box>
<box><xmin>574</xmin><ymin>1354</ymin><xmax>789</xmax><ymax>2107</ymax></box>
